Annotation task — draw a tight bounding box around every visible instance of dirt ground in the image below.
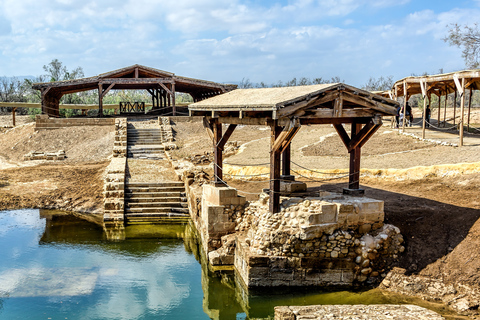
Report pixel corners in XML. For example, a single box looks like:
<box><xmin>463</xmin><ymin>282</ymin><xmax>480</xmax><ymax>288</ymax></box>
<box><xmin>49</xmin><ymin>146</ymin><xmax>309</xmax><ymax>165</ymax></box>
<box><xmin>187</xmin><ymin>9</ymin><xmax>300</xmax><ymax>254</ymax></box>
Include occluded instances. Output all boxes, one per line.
<box><xmin>171</xmin><ymin>115</ymin><xmax>480</xmax><ymax>306</ymax></box>
<box><xmin>2</xmin><ymin>113</ymin><xmax>480</xmax><ymax>316</ymax></box>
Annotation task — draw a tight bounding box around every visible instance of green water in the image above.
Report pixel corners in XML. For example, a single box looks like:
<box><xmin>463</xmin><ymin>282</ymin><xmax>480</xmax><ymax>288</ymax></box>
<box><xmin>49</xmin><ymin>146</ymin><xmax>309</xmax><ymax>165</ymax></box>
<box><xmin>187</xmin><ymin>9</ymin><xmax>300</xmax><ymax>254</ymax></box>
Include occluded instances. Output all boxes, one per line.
<box><xmin>0</xmin><ymin>209</ymin><xmax>461</xmax><ymax>319</ymax></box>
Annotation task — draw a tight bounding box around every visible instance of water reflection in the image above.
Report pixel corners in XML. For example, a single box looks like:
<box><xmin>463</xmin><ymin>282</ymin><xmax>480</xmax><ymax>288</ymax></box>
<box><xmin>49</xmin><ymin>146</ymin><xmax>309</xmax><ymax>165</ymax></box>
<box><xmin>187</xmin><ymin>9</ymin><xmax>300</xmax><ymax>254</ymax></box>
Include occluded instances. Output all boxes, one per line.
<box><xmin>0</xmin><ymin>209</ymin><xmax>463</xmax><ymax>320</ymax></box>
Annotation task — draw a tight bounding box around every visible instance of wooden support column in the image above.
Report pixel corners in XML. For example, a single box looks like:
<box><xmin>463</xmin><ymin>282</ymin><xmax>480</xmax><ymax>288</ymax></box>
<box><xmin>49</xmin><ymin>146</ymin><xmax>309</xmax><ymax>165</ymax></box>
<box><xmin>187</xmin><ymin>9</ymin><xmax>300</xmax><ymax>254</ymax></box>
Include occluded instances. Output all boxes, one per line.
<box><xmin>348</xmin><ymin>122</ymin><xmax>362</xmax><ymax>192</ymax></box>
<box><xmin>468</xmin><ymin>87</ymin><xmax>473</xmax><ymax>131</ymax></box>
<box><xmin>212</xmin><ymin>119</ymin><xmax>223</xmax><ymax>185</ymax></box>
<box><xmin>459</xmin><ymin>78</ymin><xmax>466</xmax><ymax>146</ymax></box>
<box><xmin>12</xmin><ymin>107</ymin><xmax>16</xmax><ymax>127</ymax></box>
<box><xmin>281</xmin><ymin>144</ymin><xmax>292</xmax><ymax>179</ymax></box>
<box><xmin>444</xmin><ymin>88</ymin><xmax>448</xmax><ymax>127</ymax></box>
<box><xmin>437</xmin><ymin>91</ymin><xmax>441</xmax><ymax>126</ymax></box>
<box><xmin>269</xmin><ymin>121</ymin><xmax>282</xmax><ymax>213</ymax></box>
<box><xmin>420</xmin><ymin>80</ymin><xmax>427</xmax><ymax>139</ymax></box>
<box><xmin>402</xmin><ymin>81</ymin><xmax>407</xmax><ymax>132</ymax></box>
<box><xmin>453</xmin><ymin>90</ymin><xmax>457</xmax><ymax>126</ymax></box>
<box><xmin>172</xmin><ymin>83</ymin><xmax>176</xmax><ymax>116</ymax></box>
<box><xmin>98</xmin><ymin>84</ymin><xmax>103</xmax><ymax>117</ymax></box>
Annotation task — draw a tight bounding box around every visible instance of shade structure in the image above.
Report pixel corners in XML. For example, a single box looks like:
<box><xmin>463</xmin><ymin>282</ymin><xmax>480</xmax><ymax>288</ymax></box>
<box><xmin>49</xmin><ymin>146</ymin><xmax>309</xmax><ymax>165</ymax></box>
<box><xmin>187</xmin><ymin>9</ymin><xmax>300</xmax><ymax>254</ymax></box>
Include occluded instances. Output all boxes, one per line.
<box><xmin>189</xmin><ymin>83</ymin><xmax>399</xmax><ymax>213</ymax></box>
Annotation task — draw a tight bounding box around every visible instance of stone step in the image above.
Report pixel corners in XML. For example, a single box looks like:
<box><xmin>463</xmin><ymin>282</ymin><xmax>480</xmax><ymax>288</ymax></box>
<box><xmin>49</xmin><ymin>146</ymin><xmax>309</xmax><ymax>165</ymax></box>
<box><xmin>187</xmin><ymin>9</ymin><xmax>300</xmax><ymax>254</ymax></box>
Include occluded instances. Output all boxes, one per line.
<box><xmin>126</xmin><ymin>186</ymin><xmax>185</xmax><ymax>193</ymax></box>
<box><xmin>125</xmin><ymin>215</ymin><xmax>190</xmax><ymax>224</ymax></box>
<box><xmin>126</xmin><ymin>195</ymin><xmax>187</xmax><ymax>202</ymax></box>
<box><xmin>125</xmin><ymin>207</ymin><xmax>189</xmax><ymax>214</ymax></box>
<box><xmin>127</xmin><ymin>202</ymin><xmax>188</xmax><ymax>208</ymax></box>
<box><xmin>125</xmin><ymin>191</ymin><xmax>185</xmax><ymax>198</ymax></box>
<box><xmin>126</xmin><ymin>182</ymin><xmax>184</xmax><ymax>187</ymax></box>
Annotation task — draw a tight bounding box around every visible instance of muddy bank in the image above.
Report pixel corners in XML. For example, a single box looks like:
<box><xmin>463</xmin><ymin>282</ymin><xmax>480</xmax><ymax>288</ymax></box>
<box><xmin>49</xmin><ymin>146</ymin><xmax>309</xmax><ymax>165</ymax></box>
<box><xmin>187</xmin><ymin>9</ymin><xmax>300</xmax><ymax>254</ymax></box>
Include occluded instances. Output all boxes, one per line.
<box><xmin>0</xmin><ymin>161</ymin><xmax>108</xmax><ymax>216</ymax></box>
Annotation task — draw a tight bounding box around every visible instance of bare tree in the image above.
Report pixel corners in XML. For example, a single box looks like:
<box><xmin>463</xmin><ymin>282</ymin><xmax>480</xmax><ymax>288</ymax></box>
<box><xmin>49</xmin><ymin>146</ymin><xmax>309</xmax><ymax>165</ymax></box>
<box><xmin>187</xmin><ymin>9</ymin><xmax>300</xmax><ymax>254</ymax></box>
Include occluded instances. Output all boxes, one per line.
<box><xmin>363</xmin><ymin>75</ymin><xmax>394</xmax><ymax>91</ymax></box>
<box><xmin>444</xmin><ymin>23</ymin><xmax>480</xmax><ymax>68</ymax></box>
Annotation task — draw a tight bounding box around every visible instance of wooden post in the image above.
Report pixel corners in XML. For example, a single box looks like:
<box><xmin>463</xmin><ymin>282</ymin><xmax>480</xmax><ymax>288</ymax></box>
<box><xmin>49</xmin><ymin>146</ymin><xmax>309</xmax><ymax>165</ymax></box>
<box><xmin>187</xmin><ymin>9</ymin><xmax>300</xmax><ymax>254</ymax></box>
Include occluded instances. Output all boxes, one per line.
<box><xmin>444</xmin><ymin>89</ymin><xmax>448</xmax><ymax>127</ymax></box>
<box><xmin>437</xmin><ymin>92</ymin><xmax>441</xmax><ymax>126</ymax></box>
<box><xmin>281</xmin><ymin>144</ymin><xmax>291</xmax><ymax>177</ymax></box>
<box><xmin>98</xmin><ymin>84</ymin><xmax>103</xmax><ymax>117</ymax></box>
<box><xmin>213</xmin><ymin>119</ymin><xmax>223</xmax><ymax>185</ymax></box>
<box><xmin>420</xmin><ymin>80</ymin><xmax>427</xmax><ymax>139</ymax></box>
<box><xmin>12</xmin><ymin>107</ymin><xmax>16</xmax><ymax>127</ymax></box>
<box><xmin>172</xmin><ymin>83</ymin><xmax>176</xmax><ymax>116</ymax></box>
<box><xmin>348</xmin><ymin>122</ymin><xmax>362</xmax><ymax>191</ymax></box>
<box><xmin>269</xmin><ymin>121</ymin><xmax>282</xmax><ymax>213</ymax></box>
<box><xmin>468</xmin><ymin>87</ymin><xmax>473</xmax><ymax>132</ymax></box>
<box><xmin>402</xmin><ymin>81</ymin><xmax>407</xmax><ymax>132</ymax></box>
<box><xmin>453</xmin><ymin>90</ymin><xmax>457</xmax><ymax>126</ymax></box>
<box><xmin>460</xmin><ymin>78</ymin><xmax>465</xmax><ymax>147</ymax></box>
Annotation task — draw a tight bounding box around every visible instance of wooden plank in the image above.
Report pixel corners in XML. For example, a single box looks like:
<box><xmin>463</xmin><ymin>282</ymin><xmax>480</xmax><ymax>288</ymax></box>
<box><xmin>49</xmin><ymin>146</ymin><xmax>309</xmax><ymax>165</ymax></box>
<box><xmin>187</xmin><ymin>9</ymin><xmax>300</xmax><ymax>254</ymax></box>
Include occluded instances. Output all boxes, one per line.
<box><xmin>468</xmin><ymin>87</ymin><xmax>473</xmax><ymax>131</ymax></box>
<box><xmin>402</xmin><ymin>81</ymin><xmax>407</xmax><ymax>132</ymax></box>
<box><xmin>333</xmin><ymin>96</ymin><xmax>343</xmax><ymax>117</ymax></box>
<box><xmin>341</xmin><ymin>91</ymin><xmax>395</xmax><ymax>115</ymax></box>
<box><xmin>158</xmin><ymin>82</ymin><xmax>173</xmax><ymax>96</ymax></box>
<box><xmin>134</xmin><ymin>67</ymin><xmax>139</xmax><ymax>79</ymax></box>
<box><xmin>314</xmin><ymin>108</ymin><xmax>373</xmax><ymax>118</ymax></box>
<box><xmin>357</xmin><ymin>123</ymin><xmax>381</xmax><ymax>149</ymax></box>
<box><xmin>282</xmin><ymin>144</ymin><xmax>291</xmax><ymax>176</ymax></box>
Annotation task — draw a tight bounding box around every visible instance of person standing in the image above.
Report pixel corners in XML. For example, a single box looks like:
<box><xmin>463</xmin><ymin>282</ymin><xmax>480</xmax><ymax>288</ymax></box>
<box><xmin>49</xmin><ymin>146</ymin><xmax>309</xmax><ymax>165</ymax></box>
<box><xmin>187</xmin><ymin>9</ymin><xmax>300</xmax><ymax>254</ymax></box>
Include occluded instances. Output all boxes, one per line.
<box><xmin>425</xmin><ymin>104</ymin><xmax>431</xmax><ymax>128</ymax></box>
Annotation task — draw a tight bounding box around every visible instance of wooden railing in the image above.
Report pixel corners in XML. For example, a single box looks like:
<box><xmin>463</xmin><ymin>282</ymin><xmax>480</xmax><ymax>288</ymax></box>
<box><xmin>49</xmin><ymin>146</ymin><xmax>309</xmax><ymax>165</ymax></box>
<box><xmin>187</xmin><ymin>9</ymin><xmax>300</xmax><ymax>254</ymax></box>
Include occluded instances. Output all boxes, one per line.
<box><xmin>119</xmin><ymin>102</ymin><xmax>145</xmax><ymax>114</ymax></box>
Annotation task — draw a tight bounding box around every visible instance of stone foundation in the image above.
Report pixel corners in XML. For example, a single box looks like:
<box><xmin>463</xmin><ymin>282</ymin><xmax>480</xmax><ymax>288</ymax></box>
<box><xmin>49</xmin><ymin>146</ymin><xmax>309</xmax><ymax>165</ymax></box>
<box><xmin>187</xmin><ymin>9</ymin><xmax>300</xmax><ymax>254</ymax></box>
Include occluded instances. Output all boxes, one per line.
<box><xmin>203</xmin><ymin>191</ymin><xmax>404</xmax><ymax>288</ymax></box>
<box><xmin>35</xmin><ymin>114</ymin><xmax>115</xmax><ymax>130</ymax></box>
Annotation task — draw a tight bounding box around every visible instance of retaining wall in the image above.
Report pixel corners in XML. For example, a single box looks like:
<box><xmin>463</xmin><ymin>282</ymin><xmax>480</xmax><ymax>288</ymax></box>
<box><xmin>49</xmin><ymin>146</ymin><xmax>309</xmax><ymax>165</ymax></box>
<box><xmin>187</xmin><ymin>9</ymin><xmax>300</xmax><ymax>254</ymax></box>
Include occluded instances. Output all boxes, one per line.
<box><xmin>35</xmin><ymin>114</ymin><xmax>115</xmax><ymax>130</ymax></box>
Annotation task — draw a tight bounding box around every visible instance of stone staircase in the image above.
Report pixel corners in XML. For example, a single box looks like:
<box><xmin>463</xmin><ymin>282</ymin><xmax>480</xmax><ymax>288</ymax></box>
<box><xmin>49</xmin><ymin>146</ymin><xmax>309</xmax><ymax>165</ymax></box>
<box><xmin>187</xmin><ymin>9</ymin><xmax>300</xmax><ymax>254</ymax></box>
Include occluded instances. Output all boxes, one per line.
<box><xmin>127</xmin><ymin>125</ymin><xmax>166</xmax><ymax>160</ymax></box>
<box><xmin>124</xmin><ymin>182</ymin><xmax>189</xmax><ymax>224</ymax></box>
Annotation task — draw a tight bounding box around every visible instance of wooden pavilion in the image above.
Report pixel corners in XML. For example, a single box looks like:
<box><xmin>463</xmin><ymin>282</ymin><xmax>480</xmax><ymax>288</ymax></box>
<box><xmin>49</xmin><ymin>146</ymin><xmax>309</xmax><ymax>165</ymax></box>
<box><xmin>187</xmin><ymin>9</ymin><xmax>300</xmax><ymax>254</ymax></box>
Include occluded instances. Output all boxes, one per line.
<box><xmin>189</xmin><ymin>83</ymin><xmax>398</xmax><ymax>213</ymax></box>
<box><xmin>32</xmin><ymin>64</ymin><xmax>236</xmax><ymax>117</ymax></box>
<box><xmin>391</xmin><ymin>69</ymin><xmax>480</xmax><ymax>146</ymax></box>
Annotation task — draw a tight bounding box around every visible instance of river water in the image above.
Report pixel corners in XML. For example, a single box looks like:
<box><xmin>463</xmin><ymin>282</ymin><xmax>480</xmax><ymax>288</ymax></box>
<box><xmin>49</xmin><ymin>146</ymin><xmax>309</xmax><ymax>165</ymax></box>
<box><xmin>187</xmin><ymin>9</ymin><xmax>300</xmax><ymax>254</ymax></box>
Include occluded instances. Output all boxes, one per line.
<box><xmin>0</xmin><ymin>209</ymin><xmax>461</xmax><ymax>319</ymax></box>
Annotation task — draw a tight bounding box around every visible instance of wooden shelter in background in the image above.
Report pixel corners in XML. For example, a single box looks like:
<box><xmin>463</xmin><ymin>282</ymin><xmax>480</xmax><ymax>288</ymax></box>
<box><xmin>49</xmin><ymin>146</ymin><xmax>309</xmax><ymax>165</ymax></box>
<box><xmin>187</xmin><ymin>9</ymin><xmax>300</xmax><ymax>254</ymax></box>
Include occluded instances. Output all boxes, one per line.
<box><xmin>390</xmin><ymin>69</ymin><xmax>480</xmax><ymax>146</ymax></box>
<box><xmin>189</xmin><ymin>83</ymin><xmax>398</xmax><ymax>213</ymax></box>
<box><xmin>32</xmin><ymin>65</ymin><xmax>236</xmax><ymax>117</ymax></box>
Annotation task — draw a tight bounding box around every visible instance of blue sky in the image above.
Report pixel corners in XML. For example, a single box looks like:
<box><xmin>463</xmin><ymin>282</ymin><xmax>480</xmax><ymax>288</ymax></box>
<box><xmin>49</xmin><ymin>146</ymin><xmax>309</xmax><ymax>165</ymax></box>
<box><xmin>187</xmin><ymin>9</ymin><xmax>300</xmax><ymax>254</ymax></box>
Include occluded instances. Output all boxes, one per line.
<box><xmin>0</xmin><ymin>0</ymin><xmax>479</xmax><ymax>87</ymax></box>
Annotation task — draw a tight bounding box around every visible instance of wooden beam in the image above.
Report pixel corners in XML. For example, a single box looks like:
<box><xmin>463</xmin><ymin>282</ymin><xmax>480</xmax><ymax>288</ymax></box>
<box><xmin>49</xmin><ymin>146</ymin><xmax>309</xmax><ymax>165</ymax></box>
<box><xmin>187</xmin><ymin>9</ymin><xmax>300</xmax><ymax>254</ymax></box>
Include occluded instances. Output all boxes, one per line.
<box><xmin>341</xmin><ymin>91</ymin><xmax>395</xmax><ymax>115</ymax></box>
<box><xmin>98</xmin><ymin>84</ymin><xmax>104</xmax><ymax>117</ymax></box>
<box><xmin>172</xmin><ymin>83</ymin><xmax>176</xmax><ymax>116</ymax></box>
<box><xmin>282</xmin><ymin>144</ymin><xmax>291</xmax><ymax>177</ymax></box>
<box><xmin>333</xmin><ymin>124</ymin><xmax>350</xmax><ymax>149</ymax></box>
<box><xmin>158</xmin><ymin>82</ymin><xmax>173</xmax><ymax>96</ymax></box>
<box><xmin>203</xmin><ymin>117</ymin><xmax>214</xmax><ymax>141</ymax></box>
<box><xmin>333</xmin><ymin>96</ymin><xmax>343</xmax><ymax>117</ymax></box>
<box><xmin>402</xmin><ymin>80</ymin><xmax>407</xmax><ymax>132</ymax></box>
<box><xmin>468</xmin><ymin>87</ymin><xmax>473</xmax><ymax>131</ymax></box>
<box><xmin>134</xmin><ymin>67</ymin><xmax>139</xmax><ymax>79</ymax></box>
<box><xmin>313</xmin><ymin>108</ymin><xmax>374</xmax><ymax>118</ymax></box>
<box><xmin>12</xmin><ymin>107</ymin><xmax>16</xmax><ymax>127</ymax></box>
<box><xmin>271</xmin><ymin>119</ymin><xmax>301</xmax><ymax>154</ymax></box>
<box><xmin>347</xmin><ymin>121</ymin><xmax>377</xmax><ymax>152</ymax></box>
<box><xmin>276</xmin><ymin>92</ymin><xmax>338</xmax><ymax>118</ymax></box>
<box><xmin>101</xmin><ymin>83</ymin><xmax>115</xmax><ymax>98</ymax></box>
<box><xmin>217</xmin><ymin>124</ymin><xmax>237</xmax><ymax>150</ymax></box>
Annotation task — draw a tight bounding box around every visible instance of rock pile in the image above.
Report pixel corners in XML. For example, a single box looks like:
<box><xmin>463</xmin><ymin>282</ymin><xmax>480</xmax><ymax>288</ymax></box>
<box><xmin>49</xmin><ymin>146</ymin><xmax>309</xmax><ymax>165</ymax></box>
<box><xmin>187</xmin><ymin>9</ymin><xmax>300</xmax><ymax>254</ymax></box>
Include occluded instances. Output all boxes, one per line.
<box><xmin>24</xmin><ymin>150</ymin><xmax>66</xmax><ymax>161</ymax></box>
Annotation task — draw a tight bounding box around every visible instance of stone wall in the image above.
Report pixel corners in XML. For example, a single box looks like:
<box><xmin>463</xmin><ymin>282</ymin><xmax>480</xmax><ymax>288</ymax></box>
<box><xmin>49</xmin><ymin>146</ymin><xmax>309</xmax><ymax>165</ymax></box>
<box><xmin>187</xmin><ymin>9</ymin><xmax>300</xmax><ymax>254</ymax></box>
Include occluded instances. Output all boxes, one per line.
<box><xmin>103</xmin><ymin>118</ymin><xmax>127</xmax><ymax>223</ymax></box>
<box><xmin>229</xmin><ymin>192</ymin><xmax>404</xmax><ymax>288</ymax></box>
<box><xmin>158</xmin><ymin>116</ymin><xmax>174</xmax><ymax>142</ymax></box>
<box><xmin>35</xmin><ymin>114</ymin><xmax>115</xmax><ymax>130</ymax></box>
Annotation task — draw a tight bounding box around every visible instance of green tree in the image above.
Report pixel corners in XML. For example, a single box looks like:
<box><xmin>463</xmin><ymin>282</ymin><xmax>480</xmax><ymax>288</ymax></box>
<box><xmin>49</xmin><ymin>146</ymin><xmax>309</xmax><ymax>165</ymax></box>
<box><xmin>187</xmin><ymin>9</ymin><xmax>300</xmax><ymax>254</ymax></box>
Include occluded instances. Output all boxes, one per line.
<box><xmin>444</xmin><ymin>23</ymin><xmax>480</xmax><ymax>68</ymax></box>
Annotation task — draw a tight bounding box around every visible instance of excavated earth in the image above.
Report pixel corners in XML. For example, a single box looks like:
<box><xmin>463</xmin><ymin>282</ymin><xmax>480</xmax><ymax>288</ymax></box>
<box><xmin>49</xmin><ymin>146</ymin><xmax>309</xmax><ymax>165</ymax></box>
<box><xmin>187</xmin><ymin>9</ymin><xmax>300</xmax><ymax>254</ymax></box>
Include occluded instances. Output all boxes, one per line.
<box><xmin>2</xmin><ymin>113</ymin><xmax>480</xmax><ymax>318</ymax></box>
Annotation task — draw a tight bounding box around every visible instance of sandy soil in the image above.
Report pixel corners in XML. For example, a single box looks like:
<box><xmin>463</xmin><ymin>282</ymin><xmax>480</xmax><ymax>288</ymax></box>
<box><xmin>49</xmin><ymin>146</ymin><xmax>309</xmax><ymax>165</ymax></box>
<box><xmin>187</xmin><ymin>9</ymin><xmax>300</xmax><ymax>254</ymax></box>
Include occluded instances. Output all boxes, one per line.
<box><xmin>2</xmin><ymin>113</ymin><xmax>480</xmax><ymax>316</ymax></box>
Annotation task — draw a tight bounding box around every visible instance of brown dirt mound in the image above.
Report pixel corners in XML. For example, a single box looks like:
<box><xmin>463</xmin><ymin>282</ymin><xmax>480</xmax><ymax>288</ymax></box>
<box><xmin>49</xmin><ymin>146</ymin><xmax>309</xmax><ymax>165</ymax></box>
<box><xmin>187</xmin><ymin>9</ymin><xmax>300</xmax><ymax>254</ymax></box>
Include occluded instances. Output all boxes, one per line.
<box><xmin>302</xmin><ymin>130</ymin><xmax>434</xmax><ymax>157</ymax></box>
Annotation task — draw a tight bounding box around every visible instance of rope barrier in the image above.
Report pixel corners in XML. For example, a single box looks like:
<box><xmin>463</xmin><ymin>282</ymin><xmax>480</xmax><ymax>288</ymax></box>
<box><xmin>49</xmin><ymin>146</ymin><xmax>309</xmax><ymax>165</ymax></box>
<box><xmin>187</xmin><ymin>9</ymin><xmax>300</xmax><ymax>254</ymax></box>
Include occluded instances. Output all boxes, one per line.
<box><xmin>291</xmin><ymin>161</ymin><xmax>348</xmax><ymax>175</ymax></box>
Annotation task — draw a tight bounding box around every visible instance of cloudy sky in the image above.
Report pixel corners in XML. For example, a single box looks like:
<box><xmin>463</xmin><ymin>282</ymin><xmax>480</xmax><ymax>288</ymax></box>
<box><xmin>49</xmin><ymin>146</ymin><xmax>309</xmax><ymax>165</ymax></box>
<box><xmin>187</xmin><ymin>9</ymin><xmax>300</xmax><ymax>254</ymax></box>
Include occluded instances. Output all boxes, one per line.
<box><xmin>0</xmin><ymin>0</ymin><xmax>479</xmax><ymax>87</ymax></box>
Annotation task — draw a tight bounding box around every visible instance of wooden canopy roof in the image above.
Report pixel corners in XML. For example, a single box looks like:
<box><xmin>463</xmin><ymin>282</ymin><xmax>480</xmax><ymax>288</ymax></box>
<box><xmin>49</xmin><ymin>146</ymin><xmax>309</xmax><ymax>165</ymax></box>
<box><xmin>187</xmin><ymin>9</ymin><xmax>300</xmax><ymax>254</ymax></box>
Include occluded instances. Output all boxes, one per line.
<box><xmin>393</xmin><ymin>69</ymin><xmax>480</xmax><ymax>97</ymax></box>
<box><xmin>32</xmin><ymin>64</ymin><xmax>236</xmax><ymax>116</ymax></box>
<box><xmin>32</xmin><ymin>64</ymin><xmax>236</xmax><ymax>97</ymax></box>
<box><xmin>189</xmin><ymin>83</ymin><xmax>397</xmax><ymax>125</ymax></box>
<box><xmin>190</xmin><ymin>83</ymin><xmax>399</xmax><ymax>213</ymax></box>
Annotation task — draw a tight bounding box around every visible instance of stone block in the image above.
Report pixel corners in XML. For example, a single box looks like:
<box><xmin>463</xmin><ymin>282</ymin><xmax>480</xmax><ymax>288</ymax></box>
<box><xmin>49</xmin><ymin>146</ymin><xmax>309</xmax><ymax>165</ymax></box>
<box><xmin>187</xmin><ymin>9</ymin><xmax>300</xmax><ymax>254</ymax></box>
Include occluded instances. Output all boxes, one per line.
<box><xmin>280</xmin><ymin>181</ymin><xmax>307</xmax><ymax>193</ymax></box>
<box><xmin>248</xmin><ymin>256</ymin><xmax>270</xmax><ymax>267</ymax></box>
<box><xmin>203</xmin><ymin>184</ymin><xmax>239</xmax><ymax>205</ymax></box>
